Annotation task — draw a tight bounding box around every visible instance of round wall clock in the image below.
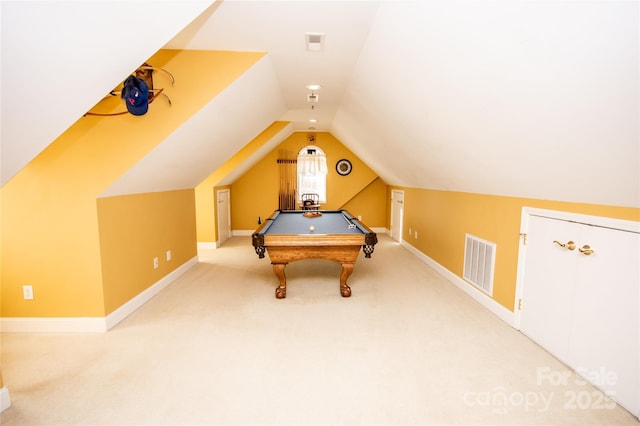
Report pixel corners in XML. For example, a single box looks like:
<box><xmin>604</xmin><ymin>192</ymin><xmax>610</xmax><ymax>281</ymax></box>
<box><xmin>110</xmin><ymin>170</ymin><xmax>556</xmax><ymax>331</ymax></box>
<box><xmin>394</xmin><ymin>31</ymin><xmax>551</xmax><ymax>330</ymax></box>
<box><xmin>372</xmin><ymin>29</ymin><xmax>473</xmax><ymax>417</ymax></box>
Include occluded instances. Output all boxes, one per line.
<box><xmin>336</xmin><ymin>159</ymin><xmax>352</xmax><ymax>176</ymax></box>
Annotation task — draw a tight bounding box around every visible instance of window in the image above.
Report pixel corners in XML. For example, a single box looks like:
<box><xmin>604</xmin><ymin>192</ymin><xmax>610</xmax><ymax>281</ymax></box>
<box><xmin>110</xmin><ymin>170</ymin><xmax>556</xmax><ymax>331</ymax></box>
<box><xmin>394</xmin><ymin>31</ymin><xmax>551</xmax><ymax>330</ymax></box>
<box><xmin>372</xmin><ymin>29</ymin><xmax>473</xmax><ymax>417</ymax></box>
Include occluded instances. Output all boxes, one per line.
<box><xmin>297</xmin><ymin>146</ymin><xmax>327</xmax><ymax>203</ymax></box>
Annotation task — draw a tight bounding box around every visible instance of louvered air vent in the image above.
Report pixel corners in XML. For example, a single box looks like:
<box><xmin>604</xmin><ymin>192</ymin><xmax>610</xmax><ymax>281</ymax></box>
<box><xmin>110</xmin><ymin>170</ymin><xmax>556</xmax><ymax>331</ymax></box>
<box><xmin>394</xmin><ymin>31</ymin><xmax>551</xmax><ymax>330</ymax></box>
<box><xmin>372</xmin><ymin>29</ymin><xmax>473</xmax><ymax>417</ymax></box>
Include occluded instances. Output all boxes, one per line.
<box><xmin>305</xmin><ymin>33</ymin><xmax>325</xmax><ymax>52</ymax></box>
<box><xmin>463</xmin><ymin>234</ymin><xmax>496</xmax><ymax>295</ymax></box>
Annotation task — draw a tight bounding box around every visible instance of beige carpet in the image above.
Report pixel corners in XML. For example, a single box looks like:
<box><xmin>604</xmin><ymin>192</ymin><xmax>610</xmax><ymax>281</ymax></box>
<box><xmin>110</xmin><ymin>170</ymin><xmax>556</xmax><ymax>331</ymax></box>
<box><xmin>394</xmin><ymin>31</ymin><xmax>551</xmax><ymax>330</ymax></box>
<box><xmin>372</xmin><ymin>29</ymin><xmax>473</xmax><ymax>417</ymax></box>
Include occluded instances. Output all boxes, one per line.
<box><xmin>1</xmin><ymin>235</ymin><xmax>637</xmax><ymax>425</ymax></box>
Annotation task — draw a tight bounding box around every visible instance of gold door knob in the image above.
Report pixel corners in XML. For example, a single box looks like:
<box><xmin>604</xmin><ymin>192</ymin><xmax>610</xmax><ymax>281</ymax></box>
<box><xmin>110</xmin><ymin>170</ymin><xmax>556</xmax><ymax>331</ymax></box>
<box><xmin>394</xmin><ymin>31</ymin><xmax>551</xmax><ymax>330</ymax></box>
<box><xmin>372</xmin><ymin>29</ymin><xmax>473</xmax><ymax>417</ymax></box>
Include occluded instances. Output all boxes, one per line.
<box><xmin>553</xmin><ymin>240</ymin><xmax>576</xmax><ymax>250</ymax></box>
<box><xmin>579</xmin><ymin>245</ymin><xmax>594</xmax><ymax>255</ymax></box>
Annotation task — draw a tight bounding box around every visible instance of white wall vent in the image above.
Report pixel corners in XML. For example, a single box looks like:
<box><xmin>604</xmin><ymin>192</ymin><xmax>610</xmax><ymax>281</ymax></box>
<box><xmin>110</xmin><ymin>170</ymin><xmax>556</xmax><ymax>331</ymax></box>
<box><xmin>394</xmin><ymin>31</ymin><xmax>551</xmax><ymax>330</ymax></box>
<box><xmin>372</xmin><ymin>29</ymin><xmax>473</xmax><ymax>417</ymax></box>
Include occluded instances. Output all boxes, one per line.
<box><xmin>305</xmin><ymin>33</ymin><xmax>325</xmax><ymax>52</ymax></box>
<box><xmin>463</xmin><ymin>234</ymin><xmax>496</xmax><ymax>295</ymax></box>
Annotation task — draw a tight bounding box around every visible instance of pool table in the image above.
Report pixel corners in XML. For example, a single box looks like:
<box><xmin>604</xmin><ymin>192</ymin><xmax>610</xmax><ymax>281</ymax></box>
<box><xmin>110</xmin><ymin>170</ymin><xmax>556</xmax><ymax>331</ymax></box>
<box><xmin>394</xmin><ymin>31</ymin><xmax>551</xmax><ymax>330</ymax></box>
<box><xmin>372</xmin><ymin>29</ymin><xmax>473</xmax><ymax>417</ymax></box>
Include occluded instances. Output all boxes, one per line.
<box><xmin>252</xmin><ymin>210</ymin><xmax>378</xmax><ymax>298</ymax></box>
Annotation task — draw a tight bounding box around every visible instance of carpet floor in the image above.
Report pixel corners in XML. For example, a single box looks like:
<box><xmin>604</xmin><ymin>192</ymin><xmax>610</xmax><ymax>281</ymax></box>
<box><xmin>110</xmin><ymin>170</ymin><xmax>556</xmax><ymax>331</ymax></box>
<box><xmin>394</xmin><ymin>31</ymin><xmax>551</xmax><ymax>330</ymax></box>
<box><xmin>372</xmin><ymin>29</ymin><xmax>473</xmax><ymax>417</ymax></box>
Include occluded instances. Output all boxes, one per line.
<box><xmin>1</xmin><ymin>235</ymin><xmax>637</xmax><ymax>425</ymax></box>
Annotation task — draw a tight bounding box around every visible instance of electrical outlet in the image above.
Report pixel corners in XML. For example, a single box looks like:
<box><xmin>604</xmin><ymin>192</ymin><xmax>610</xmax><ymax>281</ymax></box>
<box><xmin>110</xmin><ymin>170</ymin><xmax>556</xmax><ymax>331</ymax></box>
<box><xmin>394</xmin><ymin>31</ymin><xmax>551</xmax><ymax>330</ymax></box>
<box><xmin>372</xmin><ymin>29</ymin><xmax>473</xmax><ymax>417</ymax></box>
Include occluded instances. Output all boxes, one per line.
<box><xmin>357</xmin><ymin>215</ymin><xmax>362</xmax><ymax>220</ymax></box>
<box><xmin>409</xmin><ymin>227</ymin><xmax>412</xmax><ymax>235</ymax></box>
<box><xmin>166</xmin><ymin>250</ymin><xmax>172</xmax><ymax>261</ymax></box>
<box><xmin>23</xmin><ymin>285</ymin><xmax>34</xmax><ymax>300</ymax></box>
<box><xmin>153</xmin><ymin>257</ymin><xmax>159</xmax><ymax>269</ymax></box>
<box><xmin>414</xmin><ymin>231</ymin><xmax>418</xmax><ymax>239</ymax></box>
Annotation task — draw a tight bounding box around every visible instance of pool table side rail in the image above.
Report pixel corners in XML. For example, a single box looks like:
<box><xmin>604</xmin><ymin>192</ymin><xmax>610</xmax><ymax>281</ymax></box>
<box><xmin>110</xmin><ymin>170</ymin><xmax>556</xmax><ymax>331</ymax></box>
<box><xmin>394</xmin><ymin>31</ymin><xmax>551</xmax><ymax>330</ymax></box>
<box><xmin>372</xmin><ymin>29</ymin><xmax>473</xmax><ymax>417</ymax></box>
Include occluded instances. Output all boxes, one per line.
<box><xmin>263</xmin><ymin>233</ymin><xmax>366</xmax><ymax>246</ymax></box>
<box><xmin>251</xmin><ymin>210</ymin><xmax>377</xmax><ymax>258</ymax></box>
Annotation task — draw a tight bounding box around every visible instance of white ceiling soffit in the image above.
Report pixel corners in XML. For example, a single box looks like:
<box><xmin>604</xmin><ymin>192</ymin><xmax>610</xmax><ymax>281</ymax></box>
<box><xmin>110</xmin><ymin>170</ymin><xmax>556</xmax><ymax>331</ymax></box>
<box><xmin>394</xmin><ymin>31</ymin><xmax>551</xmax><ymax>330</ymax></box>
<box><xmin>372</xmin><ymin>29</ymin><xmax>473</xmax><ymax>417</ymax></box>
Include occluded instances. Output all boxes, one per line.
<box><xmin>0</xmin><ymin>0</ymin><xmax>217</xmax><ymax>186</ymax></box>
<box><xmin>332</xmin><ymin>1</ymin><xmax>639</xmax><ymax>207</ymax></box>
<box><xmin>100</xmin><ymin>55</ymin><xmax>286</xmax><ymax>197</ymax></box>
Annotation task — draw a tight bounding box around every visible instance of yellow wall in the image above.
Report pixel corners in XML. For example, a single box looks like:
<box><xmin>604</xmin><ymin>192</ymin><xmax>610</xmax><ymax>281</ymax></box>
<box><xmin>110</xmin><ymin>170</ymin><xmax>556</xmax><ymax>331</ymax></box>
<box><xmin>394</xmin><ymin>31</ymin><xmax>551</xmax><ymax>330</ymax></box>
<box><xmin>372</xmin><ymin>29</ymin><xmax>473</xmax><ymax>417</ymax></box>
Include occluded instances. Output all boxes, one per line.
<box><xmin>396</xmin><ymin>186</ymin><xmax>640</xmax><ymax>311</ymax></box>
<box><xmin>1</xmin><ymin>126</ymin><xmax>107</xmax><ymax>316</ymax></box>
<box><xmin>96</xmin><ymin>190</ymin><xmax>197</xmax><ymax>314</ymax></box>
<box><xmin>342</xmin><ymin>178</ymin><xmax>388</xmax><ymax>227</ymax></box>
<box><xmin>195</xmin><ymin>121</ymin><xmax>290</xmax><ymax>243</ymax></box>
<box><xmin>230</xmin><ymin>132</ymin><xmax>385</xmax><ymax>230</ymax></box>
<box><xmin>1</xmin><ymin>50</ymin><xmax>264</xmax><ymax>318</ymax></box>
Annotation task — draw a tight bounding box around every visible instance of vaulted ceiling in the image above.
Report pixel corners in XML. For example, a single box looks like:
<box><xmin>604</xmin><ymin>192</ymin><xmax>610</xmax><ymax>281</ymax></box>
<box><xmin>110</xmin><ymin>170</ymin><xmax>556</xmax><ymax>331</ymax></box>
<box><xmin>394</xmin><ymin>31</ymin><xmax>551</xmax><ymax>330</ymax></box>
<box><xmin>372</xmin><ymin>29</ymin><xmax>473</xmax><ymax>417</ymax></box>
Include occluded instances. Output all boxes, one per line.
<box><xmin>2</xmin><ymin>1</ymin><xmax>638</xmax><ymax>208</ymax></box>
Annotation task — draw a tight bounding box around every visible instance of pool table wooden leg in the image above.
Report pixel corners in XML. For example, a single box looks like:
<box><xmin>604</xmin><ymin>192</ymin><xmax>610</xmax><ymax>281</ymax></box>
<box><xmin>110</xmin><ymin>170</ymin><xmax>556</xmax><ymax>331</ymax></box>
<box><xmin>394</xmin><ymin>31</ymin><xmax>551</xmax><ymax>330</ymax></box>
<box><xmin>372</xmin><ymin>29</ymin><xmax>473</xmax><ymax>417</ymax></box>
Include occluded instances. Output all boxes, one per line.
<box><xmin>272</xmin><ymin>263</ymin><xmax>287</xmax><ymax>299</ymax></box>
<box><xmin>339</xmin><ymin>262</ymin><xmax>354</xmax><ymax>297</ymax></box>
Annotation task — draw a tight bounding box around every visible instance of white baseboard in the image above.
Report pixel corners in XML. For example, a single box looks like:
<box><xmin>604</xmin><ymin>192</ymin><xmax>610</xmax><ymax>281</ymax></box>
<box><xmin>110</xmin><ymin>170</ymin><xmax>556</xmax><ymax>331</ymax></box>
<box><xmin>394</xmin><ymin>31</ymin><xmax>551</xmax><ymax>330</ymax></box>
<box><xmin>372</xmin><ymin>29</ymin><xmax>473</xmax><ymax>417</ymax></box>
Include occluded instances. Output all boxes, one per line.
<box><xmin>401</xmin><ymin>240</ymin><xmax>515</xmax><ymax>326</ymax></box>
<box><xmin>0</xmin><ymin>256</ymin><xmax>199</xmax><ymax>333</ymax></box>
<box><xmin>0</xmin><ymin>387</ymin><xmax>10</xmax><ymax>413</ymax></box>
<box><xmin>0</xmin><ymin>317</ymin><xmax>107</xmax><ymax>333</ymax></box>
<box><xmin>104</xmin><ymin>256</ymin><xmax>199</xmax><ymax>330</ymax></box>
<box><xmin>197</xmin><ymin>242</ymin><xmax>217</xmax><ymax>250</ymax></box>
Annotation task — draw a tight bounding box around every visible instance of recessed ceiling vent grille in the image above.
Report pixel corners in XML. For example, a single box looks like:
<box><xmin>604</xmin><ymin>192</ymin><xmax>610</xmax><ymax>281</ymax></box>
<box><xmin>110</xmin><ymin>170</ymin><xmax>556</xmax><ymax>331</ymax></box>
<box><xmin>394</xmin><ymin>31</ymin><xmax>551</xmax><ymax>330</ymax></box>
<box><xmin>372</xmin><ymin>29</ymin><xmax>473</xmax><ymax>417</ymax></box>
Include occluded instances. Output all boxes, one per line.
<box><xmin>305</xmin><ymin>33</ymin><xmax>325</xmax><ymax>52</ymax></box>
<box><xmin>463</xmin><ymin>234</ymin><xmax>496</xmax><ymax>295</ymax></box>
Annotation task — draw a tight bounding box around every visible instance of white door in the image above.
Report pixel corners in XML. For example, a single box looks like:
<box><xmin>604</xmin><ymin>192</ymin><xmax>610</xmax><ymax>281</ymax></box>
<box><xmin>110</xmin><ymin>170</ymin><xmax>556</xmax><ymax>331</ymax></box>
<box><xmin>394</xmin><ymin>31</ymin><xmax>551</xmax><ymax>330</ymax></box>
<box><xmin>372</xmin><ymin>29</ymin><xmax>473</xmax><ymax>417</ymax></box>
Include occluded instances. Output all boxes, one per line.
<box><xmin>216</xmin><ymin>189</ymin><xmax>231</xmax><ymax>247</ymax></box>
<box><xmin>568</xmin><ymin>223</ymin><xmax>639</xmax><ymax>415</ymax></box>
<box><xmin>390</xmin><ymin>190</ymin><xmax>404</xmax><ymax>242</ymax></box>
<box><xmin>517</xmin><ymin>210</ymin><xmax>639</xmax><ymax>417</ymax></box>
<box><xmin>519</xmin><ymin>215</ymin><xmax>577</xmax><ymax>364</ymax></box>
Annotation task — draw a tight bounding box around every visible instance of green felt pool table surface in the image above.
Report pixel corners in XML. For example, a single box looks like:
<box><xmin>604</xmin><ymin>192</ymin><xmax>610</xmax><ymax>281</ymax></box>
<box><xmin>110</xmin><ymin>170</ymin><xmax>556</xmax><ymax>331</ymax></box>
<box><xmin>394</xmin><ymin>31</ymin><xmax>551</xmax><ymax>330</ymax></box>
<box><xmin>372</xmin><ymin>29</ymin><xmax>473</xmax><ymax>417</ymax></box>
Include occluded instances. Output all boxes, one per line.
<box><xmin>261</xmin><ymin>210</ymin><xmax>368</xmax><ymax>235</ymax></box>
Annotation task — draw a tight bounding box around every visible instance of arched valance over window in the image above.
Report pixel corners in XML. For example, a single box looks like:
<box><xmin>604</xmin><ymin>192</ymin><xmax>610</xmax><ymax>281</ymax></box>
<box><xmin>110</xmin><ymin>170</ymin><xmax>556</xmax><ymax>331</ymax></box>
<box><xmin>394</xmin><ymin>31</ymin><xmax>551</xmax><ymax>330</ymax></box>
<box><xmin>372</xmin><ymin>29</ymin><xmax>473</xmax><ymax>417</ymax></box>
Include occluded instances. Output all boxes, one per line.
<box><xmin>297</xmin><ymin>146</ymin><xmax>327</xmax><ymax>203</ymax></box>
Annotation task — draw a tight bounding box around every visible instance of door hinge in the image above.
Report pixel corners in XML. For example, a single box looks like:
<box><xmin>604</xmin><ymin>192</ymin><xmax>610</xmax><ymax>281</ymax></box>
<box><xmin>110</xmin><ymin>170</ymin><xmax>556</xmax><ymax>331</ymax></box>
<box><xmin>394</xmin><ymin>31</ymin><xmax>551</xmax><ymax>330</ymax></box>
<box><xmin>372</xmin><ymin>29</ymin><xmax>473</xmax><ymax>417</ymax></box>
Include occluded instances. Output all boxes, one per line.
<box><xmin>520</xmin><ymin>233</ymin><xmax>528</xmax><ymax>245</ymax></box>
<box><xmin>518</xmin><ymin>298</ymin><xmax>523</xmax><ymax>310</ymax></box>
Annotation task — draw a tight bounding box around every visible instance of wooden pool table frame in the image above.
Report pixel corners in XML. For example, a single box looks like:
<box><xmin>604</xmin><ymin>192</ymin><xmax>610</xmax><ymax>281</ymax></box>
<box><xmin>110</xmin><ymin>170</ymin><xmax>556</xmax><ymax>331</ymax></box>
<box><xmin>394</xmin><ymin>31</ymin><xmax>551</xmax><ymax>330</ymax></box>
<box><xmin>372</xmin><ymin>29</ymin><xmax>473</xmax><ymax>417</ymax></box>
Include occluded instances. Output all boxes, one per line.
<box><xmin>252</xmin><ymin>210</ymin><xmax>377</xmax><ymax>298</ymax></box>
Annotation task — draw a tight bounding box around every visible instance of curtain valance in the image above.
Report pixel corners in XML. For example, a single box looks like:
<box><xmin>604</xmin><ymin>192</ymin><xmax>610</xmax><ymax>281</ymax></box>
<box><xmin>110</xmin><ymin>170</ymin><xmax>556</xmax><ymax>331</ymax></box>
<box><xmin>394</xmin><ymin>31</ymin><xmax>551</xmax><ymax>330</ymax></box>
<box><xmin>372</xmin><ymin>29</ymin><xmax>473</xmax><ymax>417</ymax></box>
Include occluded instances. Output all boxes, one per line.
<box><xmin>297</xmin><ymin>153</ymin><xmax>328</xmax><ymax>175</ymax></box>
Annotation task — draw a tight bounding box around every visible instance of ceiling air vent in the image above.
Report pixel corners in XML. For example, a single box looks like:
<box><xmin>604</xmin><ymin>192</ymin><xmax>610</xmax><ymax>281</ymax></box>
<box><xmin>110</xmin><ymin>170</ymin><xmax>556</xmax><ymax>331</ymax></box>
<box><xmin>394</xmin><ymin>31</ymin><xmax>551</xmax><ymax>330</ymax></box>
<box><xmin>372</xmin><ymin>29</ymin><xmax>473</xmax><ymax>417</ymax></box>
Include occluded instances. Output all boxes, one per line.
<box><xmin>305</xmin><ymin>33</ymin><xmax>325</xmax><ymax>52</ymax></box>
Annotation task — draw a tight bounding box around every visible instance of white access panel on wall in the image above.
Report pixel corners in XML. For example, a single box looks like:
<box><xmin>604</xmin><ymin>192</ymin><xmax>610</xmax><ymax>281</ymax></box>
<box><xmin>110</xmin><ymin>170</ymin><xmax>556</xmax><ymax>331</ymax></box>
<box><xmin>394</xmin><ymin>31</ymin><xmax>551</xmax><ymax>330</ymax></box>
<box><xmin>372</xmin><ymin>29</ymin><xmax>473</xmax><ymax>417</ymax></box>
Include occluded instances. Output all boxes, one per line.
<box><xmin>516</xmin><ymin>208</ymin><xmax>640</xmax><ymax>418</ymax></box>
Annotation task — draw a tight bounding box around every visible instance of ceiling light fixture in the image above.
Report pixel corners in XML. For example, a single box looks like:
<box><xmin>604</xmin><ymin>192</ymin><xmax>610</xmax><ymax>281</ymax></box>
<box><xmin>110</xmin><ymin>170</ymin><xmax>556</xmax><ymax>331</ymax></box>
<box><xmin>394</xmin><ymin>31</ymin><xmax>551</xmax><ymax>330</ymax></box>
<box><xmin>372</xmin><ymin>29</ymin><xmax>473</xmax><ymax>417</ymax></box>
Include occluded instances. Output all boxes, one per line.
<box><xmin>306</xmin><ymin>84</ymin><xmax>321</xmax><ymax>103</ymax></box>
<box><xmin>309</xmin><ymin>119</ymin><xmax>318</xmax><ymax>123</ymax></box>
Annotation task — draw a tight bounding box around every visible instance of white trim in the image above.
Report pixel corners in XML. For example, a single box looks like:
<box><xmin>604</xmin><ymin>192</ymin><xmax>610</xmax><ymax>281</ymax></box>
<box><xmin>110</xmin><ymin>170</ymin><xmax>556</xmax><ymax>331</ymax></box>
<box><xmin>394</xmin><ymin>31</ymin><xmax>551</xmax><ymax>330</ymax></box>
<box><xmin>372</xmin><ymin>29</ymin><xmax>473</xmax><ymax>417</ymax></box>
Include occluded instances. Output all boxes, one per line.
<box><xmin>0</xmin><ymin>317</ymin><xmax>107</xmax><ymax>333</ymax></box>
<box><xmin>401</xmin><ymin>240</ymin><xmax>515</xmax><ymax>326</ymax></box>
<box><xmin>521</xmin><ymin>207</ymin><xmax>640</xmax><ymax>234</ymax></box>
<box><xmin>0</xmin><ymin>256</ymin><xmax>199</xmax><ymax>333</ymax></box>
<box><xmin>104</xmin><ymin>256</ymin><xmax>199</xmax><ymax>330</ymax></box>
<box><xmin>513</xmin><ymin>208</ymin><xmax>531</xmax><ymax>330</ymax></box>
<box><xmin>197</xmin><ymin>241</ymin><xmax>217</xmax><ymax>250</ymax></box>
<box><xmin>0</xmin><ymin>387</ymin><xmax>10</xmax><ymax>413</ymax></box>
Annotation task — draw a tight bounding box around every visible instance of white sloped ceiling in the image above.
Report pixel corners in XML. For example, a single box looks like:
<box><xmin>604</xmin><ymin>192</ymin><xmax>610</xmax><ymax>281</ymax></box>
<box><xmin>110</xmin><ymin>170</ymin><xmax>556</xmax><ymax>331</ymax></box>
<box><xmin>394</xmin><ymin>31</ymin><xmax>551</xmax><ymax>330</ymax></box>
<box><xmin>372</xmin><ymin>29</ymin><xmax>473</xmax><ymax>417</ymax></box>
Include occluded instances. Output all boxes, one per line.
<box><xmin>0</xmin><ymin>0</ymin><xmax>216</xmax><ymax>185</ymax></box>
<box><xmin>332</xmin><ymin>1</ymin><xmax>639</xmax><ymax>207</ymax></box>
<box><xmin>2</xmin><ymin>1</ymin><xmax>638</xmax><ymax>209</ymax></box>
